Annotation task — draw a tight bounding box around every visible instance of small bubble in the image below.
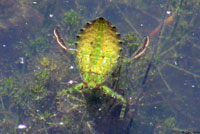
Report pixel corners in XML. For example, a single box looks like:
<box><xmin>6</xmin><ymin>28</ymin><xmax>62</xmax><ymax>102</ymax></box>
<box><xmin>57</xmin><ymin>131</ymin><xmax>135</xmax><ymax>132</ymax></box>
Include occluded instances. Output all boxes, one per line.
<box><xmin>19</xmin><ymin>57</ymin><xmax>24</xmax><ymax>64</ymax></box>
<box><xmin>70</xmin><ymin>65</ymin><xmax>74</xmax><ymax>69</ymax></box>
<box><xmin>49</xmin><ymin>14</ymin><xmax>54</xmax><ymax>18</ymax></box>
<box><xmin>166</xmin><ymin>10</ymin><xmax>171</xmax><ymax>15</ymax></box>
<box><xmin>149</xmin><ymin>122</ymin><xmax>153</xmax><ymax>126</ymax></box>
<box><xmin>174</xmin><ymin>61</ymin><xmax>178</xmax><ymax>65</ymax></box>
<box><xmin>36</xmin><ymin>96</ymin><xmax>40</xmax><ymax>100</ymax></box>
<box><xmin>192</xmin><ymin>85</ymin><xmax>195</xmax><ymax>88</ymax></box>
<box><xmin>18</xmin><ymin>124</ymin><xmax>27</xmax><ymax>129</ymax></box>
<box><xmin>68</xmin><ymin>80</ymin><xmax>74</xmax><ymax>84</ymax></box>
<box><xmin>140</xmin><ymin>23</ymin><xmax>144</xmax><ymax>27</ymax></box>
<box><xmin>59</xmin><ymin>122</ymin><xmax>64</xmax><ymax>126</ymax></box>
<box><xmin>2</xmin><ymin>44</ymin><xmax>6</xmax><ymax>47</ymax></box>
<box><xmin>33</xmin><ymin>1</ymin><xmax>37</xmax><ymax>4</ymax></box>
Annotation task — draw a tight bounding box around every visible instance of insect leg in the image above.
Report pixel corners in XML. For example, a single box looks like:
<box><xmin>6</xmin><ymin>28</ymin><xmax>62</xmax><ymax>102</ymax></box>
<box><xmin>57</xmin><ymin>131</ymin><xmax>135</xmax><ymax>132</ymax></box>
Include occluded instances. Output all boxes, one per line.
<box><xmin>100</xmin><ymin>85</ymin><xmax>127</xmax><ymax>119</ymax></box>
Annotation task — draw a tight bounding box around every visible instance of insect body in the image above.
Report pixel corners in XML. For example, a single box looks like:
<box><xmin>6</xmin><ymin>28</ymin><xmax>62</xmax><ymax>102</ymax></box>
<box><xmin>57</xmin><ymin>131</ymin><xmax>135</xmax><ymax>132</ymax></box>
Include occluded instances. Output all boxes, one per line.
<box><xmin>54</xmin><ymin>17</ymin><xmax>149</xmax><ymax>119</ymax></box>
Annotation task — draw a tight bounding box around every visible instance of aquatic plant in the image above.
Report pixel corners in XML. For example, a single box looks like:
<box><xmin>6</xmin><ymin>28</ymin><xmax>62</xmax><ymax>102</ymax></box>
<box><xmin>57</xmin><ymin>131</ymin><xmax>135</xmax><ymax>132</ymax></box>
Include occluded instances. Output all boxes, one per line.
<box><xmin>0</xmin><ymin>77</ymin><xmax>17</xmax><ymax>97</ymax></box>
<box><xmin>35</xmin><ymin>69</ymin><xmax>50</xmax><ymax>84</ymax></box>
<box><xmin>122</xmin><ymin>33</ymin><xmax>140</xmax><ymax>55</ymax></box>
<box><xmin>62</xmin><ymin>9</ymin><xmax>81</xmax><ymax>39</ymax></box>
<box><xmin>40</xmin><ymin>57</ymin><xmax>50</xmax><ymax>67</ymax></box>
<box><xmin>0</xmin><ymin>0</ymin><xmax>199</xmax><ymax>133</ymax></box>
<box><xmin>22</xmin><ymin>36</ymin><xmax>50</xmax><ymax>57</ymax></box>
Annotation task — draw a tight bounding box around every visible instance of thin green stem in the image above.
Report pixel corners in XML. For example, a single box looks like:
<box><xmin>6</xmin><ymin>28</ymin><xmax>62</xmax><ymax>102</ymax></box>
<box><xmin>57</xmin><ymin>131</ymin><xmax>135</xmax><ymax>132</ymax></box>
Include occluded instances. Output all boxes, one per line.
<box><xmin>114</xmin><ymin>3</ymin><xmax>142</xmax><ymax>39</ymax></box>
<box><xmin>156</xmin><ymin>66</ymin><xmax>173</xmax><ymax>92</ymax></box>
<box><xmin>160</xmin><ymin>60</ymin><xmax>200</xmax><ymax>78</ymax></box>
<box><xmin>0</xmin><ymin>95</ymin><xmax>5</xmax><ymax>110</ymax></box>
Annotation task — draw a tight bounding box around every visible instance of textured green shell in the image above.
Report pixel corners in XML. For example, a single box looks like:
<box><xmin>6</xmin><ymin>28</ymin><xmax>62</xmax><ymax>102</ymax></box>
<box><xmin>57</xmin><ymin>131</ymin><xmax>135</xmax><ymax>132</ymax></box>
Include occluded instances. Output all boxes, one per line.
<box><xmin>76</xmin><ymin>17</ymin><xmax>121</xmax><ymax>87</ymax></box>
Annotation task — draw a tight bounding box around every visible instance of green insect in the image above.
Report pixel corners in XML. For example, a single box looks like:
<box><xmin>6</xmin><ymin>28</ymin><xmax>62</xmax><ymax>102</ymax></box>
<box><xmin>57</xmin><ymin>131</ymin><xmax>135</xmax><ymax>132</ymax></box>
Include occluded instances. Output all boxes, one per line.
<box><xmin>54</xmin><ymin>17</ymin><xmax>149</xmax><ymax>119</ymax></box>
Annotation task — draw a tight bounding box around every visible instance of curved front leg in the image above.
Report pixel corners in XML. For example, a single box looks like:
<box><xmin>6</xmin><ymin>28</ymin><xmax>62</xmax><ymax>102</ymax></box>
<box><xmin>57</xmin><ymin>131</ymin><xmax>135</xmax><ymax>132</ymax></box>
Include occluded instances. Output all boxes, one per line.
<box><xmin>124</xmin><ymin>36</ymin><xmax>150</xmax><ymax>63</ymax></box>
<box><xmin>54</xmin><ymin>27</ymin><xmax>76</xmax><ymax>54</ymax></box>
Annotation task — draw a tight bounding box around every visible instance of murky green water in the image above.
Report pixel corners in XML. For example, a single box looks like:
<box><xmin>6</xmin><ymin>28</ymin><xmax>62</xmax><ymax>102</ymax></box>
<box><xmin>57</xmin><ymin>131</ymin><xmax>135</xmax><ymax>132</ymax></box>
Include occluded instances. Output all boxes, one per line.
<box><xmin>0</xmin><ymin>0</ymin><xmax>199</xmax><ymax>134</ymax></box>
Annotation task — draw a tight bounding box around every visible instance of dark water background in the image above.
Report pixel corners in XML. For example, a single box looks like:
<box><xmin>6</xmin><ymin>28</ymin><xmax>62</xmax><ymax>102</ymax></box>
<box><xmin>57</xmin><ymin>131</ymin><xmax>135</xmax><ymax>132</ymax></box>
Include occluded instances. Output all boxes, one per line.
<box><xmin>0</xmin><ymin>0</ymin><xmax>199</xmax><ymax>134</ymax></box>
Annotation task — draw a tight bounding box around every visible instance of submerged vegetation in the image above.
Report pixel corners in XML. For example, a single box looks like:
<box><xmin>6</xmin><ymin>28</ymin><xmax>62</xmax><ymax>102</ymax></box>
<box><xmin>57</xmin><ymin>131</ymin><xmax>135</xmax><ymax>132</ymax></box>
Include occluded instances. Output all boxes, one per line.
<box><xmin>21</xmin><ymin>35</ymin><xmax>50</xmax><ymax>57</ymax></box>
<box><xmin>60</xmin><ymin>9</ymin><xmax>82</xmax><ymax>44</ymax></box>
<box><xmin>0</xmin><ymin>0</ymin><xmax>199</xmax><ymax>133</ymax></box>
